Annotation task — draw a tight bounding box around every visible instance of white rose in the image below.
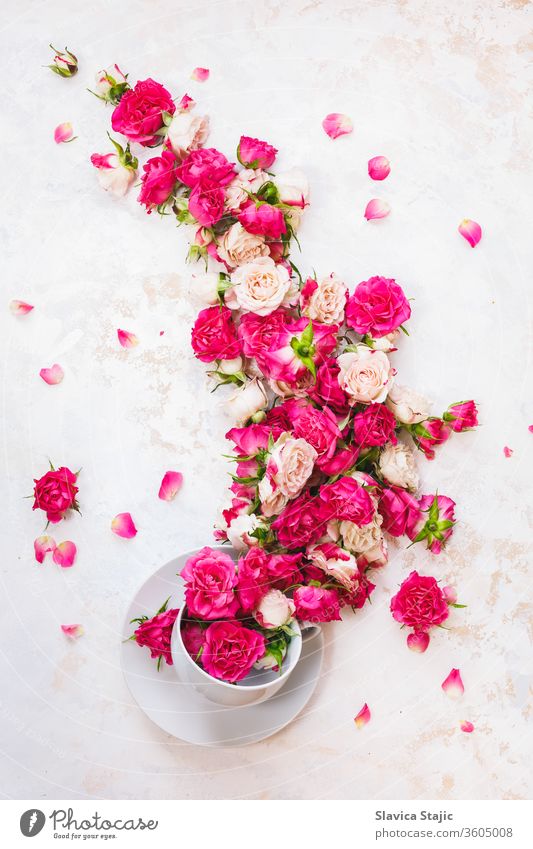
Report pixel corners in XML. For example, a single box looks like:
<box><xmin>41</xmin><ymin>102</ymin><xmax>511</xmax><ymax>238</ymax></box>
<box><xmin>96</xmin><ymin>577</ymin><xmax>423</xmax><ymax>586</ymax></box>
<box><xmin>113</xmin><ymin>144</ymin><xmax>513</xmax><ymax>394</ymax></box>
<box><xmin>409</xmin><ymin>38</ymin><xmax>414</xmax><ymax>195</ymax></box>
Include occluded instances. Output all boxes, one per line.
<box><xmin>217</xmin><ymin>223</ymin><xmax>269</xmax><ymax>268</ymax></box>
<box><xmin>254</xmin><ymin>642</ymin><xmax>287</xmax><ymax>670</ymax></box>
<box><xmin>226</xmin><ymin>513</ymin><xmax>261</xmax><ymax>550</ymax></box>
<box><xmin>302</xmin><ymin>273</ymin><xmax>347</xmax><ymax>325</ymax></box>
<box><xmin>386</xmin><ymin>383</ymin><xmax>432</xmax><ymax>424</ymax></box>
<box><xmin>226</xmin><ymin>256</ymin><xmax>295</xmax><ymax>316</ymax></box>
<box><xmin>225</xmin><ymin>169</ymin><xmax>268</xmax><ymax>210</ymax></box>
<box><xmin>258</xmin><ymin>475</ymin><xmax>288</xmax><ymax>517</ymax></box>
<box><xmin>167</xmin><ymin>111</ymin><xmax>210</xmax><ymax>159</ymax></box>
<box><xmin>378</xmin><ymin>442</ymin><xmax>419</xmax><ymax>490</ymax></box>
<box><xmin>94</xmin><ymin>154</ymin><xmax>136</xmax><ymax>198</ymax></box>
<box><xmin>94</xmin><ymin>64</ymin><xmax>127</xmax><ymax>96</ymax></box>
<box><xmin>267</xmin><ymin>433</ymin><xmax>317</xmax><ymax>498</ymax></box>
<box><xmin>275</xmin><ymin>168</ymin><xmax>309</xmax><ymax>209</ymax></box>
<box><xmin>224</xmin><ymin>378</ymin><xmax>268</xmax><ymax>425</ymax></box>
<box><xmin>307</xmin><ymin>544</ymin><xmax>358</xmax><ymax>589</ymax></box>
<box><xmin>217</xmin><ymin>357</ymin><xmax>244</xmax><ymax>375</ymax></box>
<box><xmin>368</xmin><ymin>330</ymin><xmax>400</xmax><ymax>352</ymax></box>
<box><xmin>337</xmin><ymin>345</ymin><xmax>393</xmax><ymax>404</ymax></box>
<box><xmin>254</xmin><ymin>589</ymin><xmax>295</xmax><ymax>629</ymax></box>
<box><xmin>338</xmin><ymin>512</ymin><xmax>383</xmax><ymax>556</ymax></box>
<box><xmin>189</xmin><ymin>272</ymin><xmax>220</xmax><ymax>305</ymax></box>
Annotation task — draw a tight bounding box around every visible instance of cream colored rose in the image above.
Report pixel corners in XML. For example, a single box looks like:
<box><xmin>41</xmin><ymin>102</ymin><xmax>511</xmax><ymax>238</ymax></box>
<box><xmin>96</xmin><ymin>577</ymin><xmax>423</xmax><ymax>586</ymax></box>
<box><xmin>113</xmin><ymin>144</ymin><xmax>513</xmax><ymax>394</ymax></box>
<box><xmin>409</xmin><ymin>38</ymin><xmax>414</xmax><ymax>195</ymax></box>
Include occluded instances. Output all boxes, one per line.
<box><xmin>386</xmin><ymin>383</ymin><xmax>432</xmax><ymax>424</ymax></box>
<box><xmin>267</xmin><ymin>433</ymin><xmax>317</xmax><ymax>498</ymax></box>
<box><xmin>189</xmin><ymin>271</ymin><xmax>219</xmax><ymax>305</ymax></box>
<box><xmin>226</xmin><ymin>256</ymin><xmax>295</xmax><ymax>316</ymax></box>
<box><xmin>302</xmin><ymin>273</ymin><xmax>347</xmax><ymax>325</ymax></box>
<box><xmin>254</xmin><ymin>589</ymin><xmax>295</xmax><ymax>628</ymax></box>
<box><xmin>167</xmin><ymin>111</ymin><xmax>210</xmax><ymax>158</ymax></box>
<box><xmin>95</xmin><ymin>155</ymin><xmax>136</xmax><ymax>197</ymax></box>
<box><xmin>307</xmin><ymin>545</ymin><xmax>358</xmax><ymax>589</ymax></box>
<box><xmin>378</xmin><ymin>442</ymin><xmax>419</xmax><ymax>490</ymax></box>
<box><xmin>275</xmin><ymin>168</ymin><xmax>309</xmax><ymax>209</ymax></box>
<box><xmin>338</xmin><ymin>511</ymin><xmax>384</xmax><ymax>556</ymax></box>
<box><xmin>368</xmin><ymin>330</ymin><xmax>400</xmax><ymax>352</ymax></box>
<box><xmin>225</xmin><ymin>169</ymin><xmax>268</xmax><ymax>210</ymax></box>
<box><xmin>224</xmin><ymin>378</ymin><xmax>268</xmax><ymax>425</ymax></box>
<box><xmin>217</xmin><ymin>223</ymin><xmax>269</xmax><ymax>268</ymax></box>
<box><xmin>258</xmin><ymin>475</ymin><xmax>288</xmax><ymax>517</ymax></box>
<box><xmin>226</xmin><ymin>513</ymin><xmax>262</xmax><ymax>550</ymax></box>
<box><xmin>337</xmin><ymin>345</ymin><xmax>393</xmax><ymax>404</ymax></box>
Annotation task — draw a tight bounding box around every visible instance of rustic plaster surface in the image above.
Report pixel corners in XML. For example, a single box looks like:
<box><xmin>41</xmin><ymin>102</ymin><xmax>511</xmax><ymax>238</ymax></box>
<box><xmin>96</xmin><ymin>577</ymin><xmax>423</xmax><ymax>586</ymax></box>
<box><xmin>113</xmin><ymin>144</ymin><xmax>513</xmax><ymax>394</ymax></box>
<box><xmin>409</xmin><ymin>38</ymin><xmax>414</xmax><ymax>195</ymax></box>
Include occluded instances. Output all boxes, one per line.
<box><xmin>0</xmin><ymin>0</ymin><xmax>532</xmax><ymax>799</ymax></box>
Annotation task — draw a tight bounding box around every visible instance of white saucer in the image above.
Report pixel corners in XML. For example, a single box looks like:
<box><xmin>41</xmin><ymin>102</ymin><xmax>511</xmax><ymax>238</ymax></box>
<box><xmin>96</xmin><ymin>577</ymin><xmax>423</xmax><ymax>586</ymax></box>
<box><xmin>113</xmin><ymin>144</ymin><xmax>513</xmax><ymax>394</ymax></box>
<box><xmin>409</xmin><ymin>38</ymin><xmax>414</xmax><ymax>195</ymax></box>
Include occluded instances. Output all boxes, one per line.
<box><xmin>121</xmin><ymin>549</ymin><xmax>324</xmax><ymax>747</ymax></box>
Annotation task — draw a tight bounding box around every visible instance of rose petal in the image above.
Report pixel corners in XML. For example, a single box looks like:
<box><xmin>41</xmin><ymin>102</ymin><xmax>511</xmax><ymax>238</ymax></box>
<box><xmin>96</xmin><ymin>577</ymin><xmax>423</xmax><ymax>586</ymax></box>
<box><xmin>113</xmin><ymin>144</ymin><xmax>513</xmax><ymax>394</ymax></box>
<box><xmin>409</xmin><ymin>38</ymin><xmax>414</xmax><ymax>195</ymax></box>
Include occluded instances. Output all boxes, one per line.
<box><xmin>158</xmin><ymin>471</ymin><xmax>183</xmax><ymax>502</ymax></box>
<box><xmin>407</xmin><ymin>631</ymin><xmax>430</xmax><ymax>653</ymax></box>
<box><xmin>322</xmin><ymin>113</ymin><xmax>353</xmax><ymax>140</ymax></box>
<box><xmin>364</xmin><ymin>199</ymin><xmax>391</xmax><ymax>220</ymax></box>
<box><xmin>458</xmin><ymin>219</ymin><xmax>482</xmax><ymax>247</ymax></box>
<box><xmin>441</xmin><ymin>668</ymin><xmax>464</xmax><ymax>699</ymax></box>
<box><xmin>52</xmin><ymin>540</ymin><xmax>77</xmax><ymax>568</ymax></box>
<box><xmin>10</xmin><ymin>299</ymin><xmax>34</xmax><ymax>315</ymax></box>
<box><xmin>111</xmin><ymin>512</ymin><xmax>137</xmax><ymax>538</ymax></box>
<box><xmin>528</xmin><ymin>425</ymin><xmax>533</xmax><ymax>434</ymax></box>
<box><xmin>117</xmin><ymin>329</ymin><xmax>139</xmax><ymax>349</ymax></box>
<box><xmin>368</xmin><ymin>156</ymin><xmax>391</xmax><ymax>181</ymax></box>
<box><xmin>443</xmin><ymin>585</ymin><xmax>457</xmax><ymax>605</ymax></box>
<box><xmin>61</xmin><ymin>624</ymin><xmax>84</xmax><ymax>639</ymax></box>
<box><xmin>34</xmin><ymin>535</ymin><xmax>56</xmax><ymax>564</ymax></box>
<box><xmin>354</xmin><ymin>703</ymin><xmax>371</xmax><ymax>728</ymax></box>
<box><xmin>39</xmin><ymin>364</ymin><xmax>64</xmax><ymax>385</ymax></box>
<box><xmin>54</xmin><ymin>122</ymin><xmax>75</xmax><ymax>144</ymax></box>
<box><xmin>503</xmin><ymin>446</ymin><xmax>513</xmax><ymax>458</ymax></box>
<box><xmin>178</xmin><ymin>93</ymin><xmax>195</xmax><ymax>111</ymax></box>
<box><xmin>460</xmin><ymin>720</ymin><xmax>474</xmax><ymax>733</ymax></box>
<box><xmin>191</xmin><ymin>67</ymin><xmax>209</xmax><ymax>82</ymax></box>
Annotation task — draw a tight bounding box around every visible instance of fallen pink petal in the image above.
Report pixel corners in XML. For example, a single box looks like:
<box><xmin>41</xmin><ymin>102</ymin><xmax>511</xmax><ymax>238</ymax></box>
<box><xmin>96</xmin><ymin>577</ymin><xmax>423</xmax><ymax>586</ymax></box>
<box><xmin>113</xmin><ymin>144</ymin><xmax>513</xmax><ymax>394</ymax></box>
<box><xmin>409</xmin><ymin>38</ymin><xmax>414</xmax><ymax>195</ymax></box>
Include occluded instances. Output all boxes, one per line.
<box><xmin>458</xmin><ymin>219</ymin><xmax>482</xmax><ymax>247</ymax></box>
<box><xmin>191</xmin><ymin>67</ymin><xmax>209</xmax><ymax>82</ymax></box>
<box><xmin>111</xmin><ymin>512</ymin><xmax>137</xmax><ymax>538</ymax></box>
<box><xmin>34</xmin><ymin>535</ymin><xmax>56</xmax><ymax>564</ymax></box>
<box><xmin>460</xmin><ymin>720</ymin><xmax>475</xmax><ymax>733</ymax></box>
<box><xmin>61</xmin><ymin>624</ymin><xmax>84</xmax><ymax>639</ymax></box>
<box><xmin>117</xmin><ymin>329</ymin><xmax>139</xmax><ymax>349</ymax></box>
<box><xmin>54</xmin><ymin>122</ymin><xmax>76</xmax><ymax>144</ymax></box>
<box><xmin>52</xmin><ymin>540</ymin><xmax>77</xmax><ymax>568</ymax></box>
<box><xmin>178</xmin><ymin>93</ymin><xmax>195</xmax><ymax>111</ymax></box>
<box><xmin>364</xmin><ymin>198</ymin><xmax>391</xmax><ymax>220</ymax></box>
<box><xmin>407</xmin><ymin>631</ymin><xmax>430</xmax><ymax>653</ymax></box>
<box><xmin>441</xmin><ymin>668</ymin><xmax>464</xmax><ymax>699</ymax></box>
<box><xmin>503</xmin><ymin>446</ymin><xmax>513</xmax><ymax>458</ymax></box>
<box><xmin>528</xmin><ymin>425</ymin><xmax>533</xmax><ymax>434</ymax></box>
<box><xmin>354</xmin><ymin>703</ymin><xmax>371</xmax><ymax>728</ymax></box>
<box><xmin>39</xmin><ymin>363</ymin><xmax>64</xmax><ymax>385</ymax></box>
<box><xmin>368</xmin><ymin>155</ymin><xmax>391</xmax><ymax>181</ymax></box>
<box><xmin>322</xmin><ymin>112</ymin><xmax>353</xmax><ymax>140</ymax></box>
<box><xmin>158</xmin><ymin>470</ymin><xmax>184</xmax><ymax>501</ymax></box>
<box><xmin>10</xmin><ymin>299</ymin><xmax>34</xmax><ymax>315</ymax></box>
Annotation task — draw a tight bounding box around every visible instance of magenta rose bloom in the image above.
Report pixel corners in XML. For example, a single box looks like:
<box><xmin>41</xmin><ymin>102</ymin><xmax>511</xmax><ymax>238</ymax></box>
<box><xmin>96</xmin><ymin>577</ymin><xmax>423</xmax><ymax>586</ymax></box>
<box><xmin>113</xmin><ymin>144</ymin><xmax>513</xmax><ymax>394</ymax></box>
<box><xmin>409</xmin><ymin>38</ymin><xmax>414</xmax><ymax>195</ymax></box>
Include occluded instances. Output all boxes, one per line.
<box><xmin>339</xmin><ymin>570</ymin><xmax>375</xmax><ymax>610</ymax></box>
<box><xmin>134</xmin><ymin>607</ymin><xmax>179</xmax><ymax>666</ymax></box>
<box><xmin>294</xmin><ymin>586</ymin><xmax>341</xmax><ymax>623</ymax></box>
<box><xmin>318</xmin><ymin>443</ymin><xmax>359</xmax><ymax>476</ymax></box>
<box><xmin>413</xmin><ymin>494</ymin><xmax>456</xmax><ymax>554</ymax></box>
<box><xmin>264</xmin><ymin>318</ymin><xmax>338</xmax><ymax>386</ymax></box>
<box><xmin>188</xmin><ymin>182</ymin><xmax>225</xmax><ymax>227</ymax></box>
<box><xmin>191</xmin><ymin>305</ymin><xmax>241</xmax><ymax>363</ymax></box>
<box><xmin>225</xmin><ymin>423</ymin><xmax>271</xmax><ymax>456</ymax></box>
<box><xmin>272</xmin><ymin>492</ymin><xmax>329</xmax><ymax>548</ymax></box>
<box><xmin>201</xmin><ymin>620</ymin><xmax>266</xmax><ymax>683</ymax></box>
<box><xmin>238</xmin><ymin>308</ymin><xmax>291</xmax><ymax>372</ymax></box>
<box><xmin>237</xmin><ymin>135</ymin><xmax>277</xmax><ymax>169</ymax></box>
<box><xmin>180</xmin><ymin>547</ymin><xmax>239</xmax><ymax>620</ymax></box>
<box><xmin>353</xmin><ymin>403</ymin><xmax>397</xmax><ymax>448</ymax></box>
<box><xmin>33</xmin><ymin>466</ymin><xmax>79</xmax><ymax>523</ymax></box>
<box><xmin>444</xmin><ymin>400</ymin><xmax>479</xmax><ymax>432</ymax></box>
<box><xmin>237</xmin><ymin>547</ymin><xmax>269</xmax><ymax>613</ymax></box>
<box><xmin>111</xmin><ymin>78</ymin><xmax>175</xmax><ymax>146</ymax></box>
<box><xmin>138</xmin><ymin>150</ymin><xmax>179</xmax><ymax>211</ymax></box>
<box><xmin>267</xmin><ymin>552</ymin><xmax>304</xmax><ymax>591</ymax></box>
<box><xmin>416</xmin><ymin>418</ymin><xmax>451</xmax><ymax>460</ymax></box>
<box><xmin>181</xmin><ymin>621</ymin><xmax>206</xmax><ymax>661</ymax></box>
<box><xmin>345</xmin><ymin>276</ymin><xmax>411</xmax><ymax>338</ymax></box>
<box><xmin>292</xmin><ymin>404</ymin><xmax>341</xmax><ymax>467</ymax></box>
<box><xmin>176</xmin><ymin>148</ymin><xmax>236</xmax><ymax>189</ymax></box>
<box><xmin>238</xmin><ymin>201</ymin><xmax>286</xmax><ymax>239</ymax></box>
<box><xmin>319</xmin><ymin>477</ymin><xmax>374</xmax><ymax>525</ymax></box>
<box><xmin>309</xmin><ymin>357</ymin><xmax>351</xmax><ymax>415</ymax></box>
<box><xmin>390</xmin><ymin>570</ymin><xmax>449</xmax><ymax>633</ymax></box>
<box><xmin>378</xmin><ymin>486</ymin><xmax>421</xmax><ymax>537</ymax></box>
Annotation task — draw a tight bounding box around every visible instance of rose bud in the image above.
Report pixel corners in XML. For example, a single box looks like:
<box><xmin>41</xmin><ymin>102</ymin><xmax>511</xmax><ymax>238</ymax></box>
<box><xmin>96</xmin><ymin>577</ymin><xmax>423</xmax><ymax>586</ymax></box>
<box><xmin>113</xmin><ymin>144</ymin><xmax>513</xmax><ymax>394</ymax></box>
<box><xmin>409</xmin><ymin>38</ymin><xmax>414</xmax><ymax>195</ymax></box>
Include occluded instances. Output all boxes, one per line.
<box><xmin>47</xmin><ymin>44</ymin><xmax>78</xmax><ymax>77</ymax></box>
<box><xmin>90</xmin><ymin>64</ymin><xmax>130</xmax><ymax>105</ymax></box>
<box><xmin>443</xmin><ymin>400</ymin><xmax>479</xmax><ymax>432</ymax></box>
<box><xmin>90</xmin><ymin>136</ymin><xmax>138</xmax><ymax>198</ymax></box>
<box><xmin>224</xmin><ymin>377</ymin><xmax>268</xmax><ymax>425</ymax></box>
<box><xmin>254</xmin><ymin>589</ymin><xmax>295</xmax><ymax>629</ymax></box>
<box><xmin>237</xmin><ymin>135</ymin><xmax>278</xmax><ymax>170</ymax></box>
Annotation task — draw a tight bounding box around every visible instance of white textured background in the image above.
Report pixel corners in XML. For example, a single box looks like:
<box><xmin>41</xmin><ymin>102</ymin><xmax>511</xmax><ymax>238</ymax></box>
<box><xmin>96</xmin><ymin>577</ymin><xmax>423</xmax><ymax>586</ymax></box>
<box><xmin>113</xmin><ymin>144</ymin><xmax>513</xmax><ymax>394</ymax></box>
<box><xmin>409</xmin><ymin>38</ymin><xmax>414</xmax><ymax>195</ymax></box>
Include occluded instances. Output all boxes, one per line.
<box><xmin>1</xmin><ymin>0</ymin><xmax>532</xmax><ymax>799</ymax></box>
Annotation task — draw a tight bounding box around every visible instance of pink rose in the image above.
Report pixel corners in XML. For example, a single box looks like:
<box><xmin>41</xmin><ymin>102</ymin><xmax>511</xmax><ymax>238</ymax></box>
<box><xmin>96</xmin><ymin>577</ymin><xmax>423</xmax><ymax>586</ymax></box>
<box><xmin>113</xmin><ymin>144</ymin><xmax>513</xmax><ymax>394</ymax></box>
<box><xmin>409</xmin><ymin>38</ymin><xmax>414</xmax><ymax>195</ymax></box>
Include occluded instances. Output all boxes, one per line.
<box><xmin>339</xmin><ymin>570</ymin><xmax>375</xmax><ymax>610</ymax></box>
<box><xmin>319</xmin><ymin>477</ymin><xmax>374</xmax><ymax>525</ymax></box>
<box><xmin>267</xmin><ymin>552</ymin><xmax>304</xmax><ymax>590</ymax></box>
<box><xmin>111</xmin><ymin>78</ymin><xmax>175</xmax><ymax>146</ymax></box>
<box><xmin>444</xmin><ymin>400</ymin><xmax>479</xmax><ymax>432</ymax></box>
<box><xmin>353</xmin><ymin>403</ymin><xmax>397</xmax><ymax>448</ymax></box>
<box><xmin>191</xmin><ymin>305</ymin><xmax>241</xmax><ymax>363</ymax></box>
<box><xmin>236</xmin><ymin>547</ymin><xmax>269</xmax><ymax>613</ymax></box>
<box><xmin>188</xmin><ymin>182</ymin><xmax>225</xmax><ymax>226</ymax></box>
<box><xmin>272</xmin><ymin>492</ymin><xmax>329</xmax><ymax>548</ymax></box>
<box><xmin>413</xmin><ymin>494</ymin><xmax>456</xmax><ymax>554</ymax></box>
<box><xmin>254</xmin><ymin>589</ymin><xmax>295</xmax><ymax>628</ymax></box>
<box><xmin>33</xmin><ymin>466</ymin><xmax>79</xmax><ymax>523</ymax></box>
<box><xmin>238</xmin><ymin>202</ymin><xmax>286</xmax><ymax>240</ymax></box>
<box><xmin>390</xmin><ymin>570</ymin><xmax>449</xmax><ymax>634</ymax></box>
<box><xmin>264</xmin><ymin>318</ymin><xmax>338</xmax><ymax>386</ymax></box>
<box><xmin>176</xmin><ymin>147</ymin><xmax>236</xmax><ymax>188</ymax></box>
<box><xmin>138</xmin><ymin>149</ymin><xmax>179</xmax><ymax>211</ymax></box>
<box><xmin>345</xmin><ymin>276</ymin><xmax>411</xmax><ymax>339</ymax></box>
<box><xmin>291</xmin><ymin>404</ymin><xmax>341</xmax><ymax>468</ymax></box>
<box><xmin>180</xmin><ymin>547</ymin><xmax>239</xmax><ymax>620</ymax></box>
<box><xmin>226</xmin><ymin>424</ymin><xmax>271</xmax><ymax>456</ymax></box>
<box><xmin>238</xmin><ymin>308</ymin><xmax>291</xmax><ymax>371</ymax></box>
<box><xmin>415</xmin><ymin>418</ymin><xmax>451</xmax><ymax>460</ymax></box>
<box><xmin>318</xmin><ymin>443</ymin><xmax>359</xmax><ymax>476</ymax></box>
<box><xmin>237</xmin><ymin>135</ymin><xmax>277</xmax><ymax>169</ymax></box>
<box><xmin>180</xmin><ymin>621</ymin><xmax>206</xmax><ymax>661</ymax></box>
<box><xmin>91</xmin><ymin>151</ymin><xmax>136</xmax><ymax>198</ymax></box>
<box><xmin>201</xmin><ymin>620</ymin><xmax>266</xmax><ymax>683</ymax></box>
<box><xmin>307</xmin><ymin>542</ymin><xmax>358</xmax><ymax>588</ymax></box>
<box><xmin>377</xmin><ymin>486</ymin><xmax>421</xmax><ymax>537</ymax></box>
<box><xmin>134</xmin><ymin>607</ymin><xmax>179</xmax><ymax>666</ymax></box>
<box><xmin>309</xmin><ymin>358</ymin><xmax>351</xmax><ymax>415</ymax></box>
<box><xmin>293</xmin><ymin>585</ymin><xmax>341</xmax><ymax>623</ymax></box>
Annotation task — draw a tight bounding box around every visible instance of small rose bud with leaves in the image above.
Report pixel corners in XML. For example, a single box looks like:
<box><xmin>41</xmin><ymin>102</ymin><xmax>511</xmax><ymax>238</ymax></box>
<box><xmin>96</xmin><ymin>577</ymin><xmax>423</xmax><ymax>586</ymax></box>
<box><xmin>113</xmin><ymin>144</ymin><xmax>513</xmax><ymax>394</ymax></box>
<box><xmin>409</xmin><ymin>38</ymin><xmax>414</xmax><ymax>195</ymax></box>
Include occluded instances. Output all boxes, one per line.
<box><xmin>90</xmin><ymin>64</ymin><xmax>130</xmax><ymax>105</ymax></box>
<box><xmin>47</xmin><ymin>44</ymin><xmax>78</xmax><ymax>77</ymax></box>
<box><xmin>90</xmin><ymin>135</ymin><xmax>138</xmax><ymax>198</ymax></box>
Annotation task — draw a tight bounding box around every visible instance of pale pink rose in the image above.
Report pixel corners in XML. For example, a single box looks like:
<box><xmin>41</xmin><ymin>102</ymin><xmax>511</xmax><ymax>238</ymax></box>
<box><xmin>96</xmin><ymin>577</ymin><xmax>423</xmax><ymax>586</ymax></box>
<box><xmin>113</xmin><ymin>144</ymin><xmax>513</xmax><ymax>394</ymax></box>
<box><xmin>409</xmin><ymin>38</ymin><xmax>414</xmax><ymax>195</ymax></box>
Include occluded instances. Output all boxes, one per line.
<box><xmin>189</xmin><ymin>272</ymin><xmax>220</xmax><ymax>305</ymax></box>
<box><xmin>300</xmin><ymin>273</ymin><xmax>347</xmax><ymax>325</ymax></box>
<box><xmin>90</xmin><ymin>153</ymin><xmax>136</xmax><ymax>197</ymax></box>
<box><xmin>336</xmin><ymin>514</ymin><xmax>386</xmax><ymax>564</ymax></box>
<box><xmin>254</xmin><ymin>589</ymin><xmax>295</xmax><ymax>629</ymax></box>
<box><xmin>167</xmin><ymin>110</ymin><xmax>210</xmax><ymax>159</ymax></box>
<box><xmin>265</xmin><ymin>433</ymin><xmax>317</xmax><ymax>499</ymax></box>
<box><xmin>307</xmin><ymin>542</ymin><xmax>358</xmax><ymax>589</ymax></box>
<box><xmin>225</xmin><ymin>168</ymin><xmax>268</xmax><ymax>210</ymax></box>
<box><xmin>258</xmin><ymin>474</ymin><xmax>289</xmax><ymax>517</ymax></box>
<box><xmin>378</xmin><ymin>442</ymin><xmax>419</xmax><ymax>490</ymax></box>
<box><xmin>94</xmin><ymin>64</ymin><xmax>127</xmax><ymax>97</ymax></box>
<box><xmin>224</xmin><ymin>378</ymin><xmax>268</xmax><ymax>425</ymax></box>
<box><xmin>386</xmin><ymin>383</ymin><xmax>432</xmax><ymax>424</ymax></box>
<box><xmin>226</xmin><ymin>512</ymin><xmax>264</xmax><ymax>550</ymax></box>
<box><xmin>217</xmin><ymin>222</ymin><xmax>269</xmax><ymax>268</ymax></box>
<box><xmin>226</xmin><ymin>257</ymin><xmax>295</xmax><ymax>316</ymax></box>
<box><xmin>274</xmin><ymin>168</ymin><xmax>309</xmax><ymax>209</ymax></box>
<box><xmin>337</xmin><ymin>345</ymin><xmax>393</xmax><ymax>404</ymax></box>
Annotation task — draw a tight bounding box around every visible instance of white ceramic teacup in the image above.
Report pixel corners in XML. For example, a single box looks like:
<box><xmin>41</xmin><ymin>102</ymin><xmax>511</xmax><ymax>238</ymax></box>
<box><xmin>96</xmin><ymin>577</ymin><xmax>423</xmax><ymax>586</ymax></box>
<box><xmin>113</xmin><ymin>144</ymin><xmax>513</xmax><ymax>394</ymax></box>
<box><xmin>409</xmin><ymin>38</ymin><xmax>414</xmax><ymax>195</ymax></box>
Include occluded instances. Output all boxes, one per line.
<box><xmin>171</xmin><ymin>607</ymin><xmax>320</xmax><ymax>708</ymax></box>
